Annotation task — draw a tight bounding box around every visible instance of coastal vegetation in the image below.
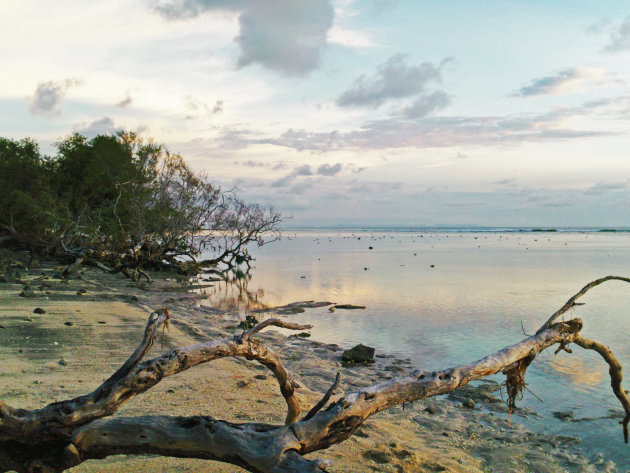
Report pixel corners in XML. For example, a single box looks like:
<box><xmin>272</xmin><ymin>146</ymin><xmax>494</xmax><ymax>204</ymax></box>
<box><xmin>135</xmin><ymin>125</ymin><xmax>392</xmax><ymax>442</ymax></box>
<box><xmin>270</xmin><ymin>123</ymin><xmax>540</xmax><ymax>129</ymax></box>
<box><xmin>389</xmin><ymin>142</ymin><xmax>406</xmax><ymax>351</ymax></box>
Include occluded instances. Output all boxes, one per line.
<box><xmin>0</xmin><ymin>132</ymin><xmax>281</xmax><ymax>279</ymax></box>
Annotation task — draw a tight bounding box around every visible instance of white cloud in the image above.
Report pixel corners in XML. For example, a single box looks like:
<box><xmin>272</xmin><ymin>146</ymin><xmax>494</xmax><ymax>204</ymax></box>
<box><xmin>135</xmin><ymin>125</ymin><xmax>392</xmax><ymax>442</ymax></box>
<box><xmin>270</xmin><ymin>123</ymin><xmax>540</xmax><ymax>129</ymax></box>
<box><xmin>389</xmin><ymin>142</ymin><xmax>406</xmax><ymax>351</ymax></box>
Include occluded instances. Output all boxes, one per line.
<box><xmin>155</xmin><ymin>0</ymin><xmax>335</xmax><ymax>76</ymax></box>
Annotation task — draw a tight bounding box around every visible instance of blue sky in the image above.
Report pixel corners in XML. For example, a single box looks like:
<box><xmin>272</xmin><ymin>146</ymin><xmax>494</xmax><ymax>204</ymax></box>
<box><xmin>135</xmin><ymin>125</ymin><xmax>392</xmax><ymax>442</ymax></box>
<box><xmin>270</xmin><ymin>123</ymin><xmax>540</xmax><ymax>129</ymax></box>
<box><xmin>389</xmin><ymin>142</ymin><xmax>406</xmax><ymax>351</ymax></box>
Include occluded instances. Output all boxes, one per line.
<box><xmin>3</xmin><ymin>0</ymin><xmax>630</xmax><ymax>227</ymax></box>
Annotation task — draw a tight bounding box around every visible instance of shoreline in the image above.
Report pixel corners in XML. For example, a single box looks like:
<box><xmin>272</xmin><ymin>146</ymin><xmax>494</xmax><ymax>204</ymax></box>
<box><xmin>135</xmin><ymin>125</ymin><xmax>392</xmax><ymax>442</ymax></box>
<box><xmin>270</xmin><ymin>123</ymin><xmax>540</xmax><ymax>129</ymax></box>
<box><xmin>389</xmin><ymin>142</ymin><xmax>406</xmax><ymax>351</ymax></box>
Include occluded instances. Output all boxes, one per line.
<box><xmin>0</xmin><ymin>252</ymin><xmax>614</xmax><ymax>472</ymax></box>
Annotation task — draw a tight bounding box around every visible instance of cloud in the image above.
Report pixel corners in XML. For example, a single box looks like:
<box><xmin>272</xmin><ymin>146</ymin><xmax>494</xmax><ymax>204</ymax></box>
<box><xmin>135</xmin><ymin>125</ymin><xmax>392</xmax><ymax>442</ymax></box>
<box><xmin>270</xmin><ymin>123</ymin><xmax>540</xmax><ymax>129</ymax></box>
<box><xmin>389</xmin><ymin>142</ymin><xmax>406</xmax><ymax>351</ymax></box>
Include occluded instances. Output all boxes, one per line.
<box><xmin>271</xmin><ymin>162</ymin><xmax>344</xmax><ymax>187</ymax></box>
<box><xmin>74</xmin><ymin>117</ymin><xmax>118</xmax><ymax>138</ymax></box>
<box><xmin>115</xmin><ymin>90</ymin><xmax>133</xmax><ymax>108</ymax></box>
<box><xmin>212</xmin><ymin>100</ymin><xmax>223</xmax><ymax>114</ymax></box>
<box><xmin>295</xmin><ymin>164</ymin><xmax>313</xmax><ymax>176</ymax></box>
<box><xmin>493</xmin><ymin>178</ymin><xmax>518</xmax><ymax>186</ymax></box>
<box><xmin>337</xmin><ymin>54</ymin><xmax>443</xmax><ymax>108</ymax></box>
<box><xmin>155</xmin><ymin>0</ymin><xmax>334</xmax><ymax>76</ymax></box>
<box><xmin>604</xmin><ymin>16</ymin><xmax>630</xmax><ymax>52</ymax></box>
<box><xmin>402</xmin><ymin>91</ymin><xmax>450</xmax><ymax>118</ymax></box>
<box><xmin>317</xmin><ymin>162</ymin><xmax>342</xmax><ymax>176</ymax></box>
<box><xmin>585</xmin><ymin>180</ymin><xmax>627</xmax><ymax>195</ymax></box>
<box><xmin>246</xmin><ymin>110</ymin><xmax>610</xmax><ymax>152</ymax></box>
<box><xmin>29</xmin><ymin>78</ymin><xmax>81</xmax><ymax>116</ymax></box>
<box><xmin>514</xmin><ymin>67</ymin><xmax>607</xmax><ymax>96</ymax></box>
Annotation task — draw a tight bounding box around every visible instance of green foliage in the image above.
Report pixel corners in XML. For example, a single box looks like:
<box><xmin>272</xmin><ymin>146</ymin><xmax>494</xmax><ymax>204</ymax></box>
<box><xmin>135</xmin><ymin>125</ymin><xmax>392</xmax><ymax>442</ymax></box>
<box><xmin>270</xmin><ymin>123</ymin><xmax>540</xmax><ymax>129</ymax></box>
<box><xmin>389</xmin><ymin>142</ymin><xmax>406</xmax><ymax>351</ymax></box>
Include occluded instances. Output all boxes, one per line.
<box><xmin>0</xmin><ymin>131</ymin><xmax>281</xmax><ymax>272</ymax></box>
<box><xmin>0</xmin><ymin>137</ymin><xmax>57</xmax><ymax>244</ymax></box>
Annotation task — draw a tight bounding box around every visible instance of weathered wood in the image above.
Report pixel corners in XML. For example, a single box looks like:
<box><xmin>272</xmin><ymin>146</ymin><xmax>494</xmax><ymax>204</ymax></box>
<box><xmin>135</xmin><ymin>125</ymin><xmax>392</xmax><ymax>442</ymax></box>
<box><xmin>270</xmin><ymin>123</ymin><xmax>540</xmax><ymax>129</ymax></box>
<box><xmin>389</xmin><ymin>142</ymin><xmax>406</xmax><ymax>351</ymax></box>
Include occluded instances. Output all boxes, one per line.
<box><xmin>1</xmin><ymin>277</ymin><xmax>630</xmax><ymax>473</ymax></box>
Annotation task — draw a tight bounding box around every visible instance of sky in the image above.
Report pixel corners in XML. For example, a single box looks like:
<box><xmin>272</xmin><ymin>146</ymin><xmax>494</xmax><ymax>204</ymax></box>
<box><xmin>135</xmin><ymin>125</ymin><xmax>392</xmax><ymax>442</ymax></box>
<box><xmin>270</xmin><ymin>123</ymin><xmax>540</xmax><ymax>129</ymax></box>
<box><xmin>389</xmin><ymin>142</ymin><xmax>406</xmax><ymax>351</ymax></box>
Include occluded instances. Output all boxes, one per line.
<box><xmin>2</xmin><ymin>0</ymin><xmax>630</xmax><ymax>227</ymax></box>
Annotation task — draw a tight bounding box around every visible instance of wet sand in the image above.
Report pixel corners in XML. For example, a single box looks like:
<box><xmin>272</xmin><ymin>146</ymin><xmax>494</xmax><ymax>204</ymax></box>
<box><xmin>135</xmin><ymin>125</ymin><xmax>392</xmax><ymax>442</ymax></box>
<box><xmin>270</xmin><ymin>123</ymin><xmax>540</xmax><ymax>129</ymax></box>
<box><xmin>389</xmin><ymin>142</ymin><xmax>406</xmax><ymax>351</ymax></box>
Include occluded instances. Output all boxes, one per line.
<box><xmin>0</xmin><ymin>252</ymin><xmax>616</xmax><ymax>472</ymax></box>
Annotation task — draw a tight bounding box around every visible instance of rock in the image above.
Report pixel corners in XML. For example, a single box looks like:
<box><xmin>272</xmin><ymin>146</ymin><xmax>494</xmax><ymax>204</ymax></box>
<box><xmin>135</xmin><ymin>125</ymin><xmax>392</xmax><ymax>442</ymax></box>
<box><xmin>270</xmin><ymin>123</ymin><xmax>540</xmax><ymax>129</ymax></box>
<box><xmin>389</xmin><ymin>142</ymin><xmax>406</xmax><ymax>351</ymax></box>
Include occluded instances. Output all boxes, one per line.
<box><xmin>64</xmin><ymin>321</ymin><xmax>73</xmax><ymax>326</ymax></box>
<box><xmin>368</xmin><ymin>246</ymin><xmax>373</xmax><ymax>250</ymax></box>
<box><xmin>328</xmin><ymin>306</ymin><xmax>335</xmax><ymax>312</ymax></box>
<box><xmin>552</xmin><ymin>410</ymin><xmax>574</xmax><ymax>422</ymax></box>
<box><xmin>295</xmin><ymin>332</ymin><xmax>311</xmax><ymax>338</ymax></box>
<box><xmin>19</xmin><ymin>287</ymin><xmax>36</xmax><ymax>298</ymax></box>
<box><xmin>58</xmin><ymin>359</ymin><xmax>68</xmax><ymax>366</ymax></box>
<box><xmin>424</xmin><ymin>406</ymin><xmax>438</xmax><ymax>415</ymax></box>
<box><xmin>76</xmin><ymin>288</ymin><xmax>87</xmax><ymax>295</ymax></box>
<box><xmin>342</xmin><ymin>343</ymin><xmax>375</xmax><ymax>363</ymax></box>
<box><xmin>334</xmin><ymin>304</ymin><xmax>366</xmax><ymax>310</ymax></box>
<box><xmin>129</xmin><ymin>295</ymin><xmax>139</xmax><ymax>302</ymax></box>
<box><xmin>236</xmin><ymin>380</ymin><xmax>251</xmax><ymax>388</ymax></box>
<box><xmin>33</xmin><ymin>307</ymin><xmax>46</xmax><ymax>314</ymax></box>
<box><xmin>462</xmin><ymin>398</ymin><xmax>475</xmax><ymax>409</ymax></box>
<box><xmin>254</xmin><ymin>374</ymin><xmax>267</xmax><ymax>380</ymax></box>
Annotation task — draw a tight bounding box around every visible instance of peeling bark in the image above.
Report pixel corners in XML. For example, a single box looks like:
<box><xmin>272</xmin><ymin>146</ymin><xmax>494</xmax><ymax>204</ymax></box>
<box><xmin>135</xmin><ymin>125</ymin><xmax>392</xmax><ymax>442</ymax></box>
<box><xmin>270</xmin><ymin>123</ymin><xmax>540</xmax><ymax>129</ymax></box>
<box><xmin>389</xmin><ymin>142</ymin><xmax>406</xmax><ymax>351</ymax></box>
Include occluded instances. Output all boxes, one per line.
<box><xmin>1</xmin><ymin>278</ymin><xmax>630</xmax><ymax>473</ymax></box>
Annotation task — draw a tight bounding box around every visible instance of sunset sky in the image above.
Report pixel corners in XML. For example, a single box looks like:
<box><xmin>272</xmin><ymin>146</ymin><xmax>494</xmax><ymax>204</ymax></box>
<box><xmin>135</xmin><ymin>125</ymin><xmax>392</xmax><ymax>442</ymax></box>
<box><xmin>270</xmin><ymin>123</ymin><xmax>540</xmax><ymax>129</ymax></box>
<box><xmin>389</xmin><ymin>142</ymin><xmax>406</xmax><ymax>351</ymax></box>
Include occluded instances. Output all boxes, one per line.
<box><xmin>3</xmin><ymin>0</ymin><xmax>630</xmax><ymax>227</ymax></box>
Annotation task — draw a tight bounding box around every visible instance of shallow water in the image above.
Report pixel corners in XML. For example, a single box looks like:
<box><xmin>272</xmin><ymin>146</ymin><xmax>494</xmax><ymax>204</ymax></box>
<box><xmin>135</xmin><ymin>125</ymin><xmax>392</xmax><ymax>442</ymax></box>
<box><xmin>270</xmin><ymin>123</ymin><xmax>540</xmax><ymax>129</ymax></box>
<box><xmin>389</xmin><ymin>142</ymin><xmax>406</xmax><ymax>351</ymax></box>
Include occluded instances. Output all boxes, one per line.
<box><xmin>201</xmin><ymin>230</ymin><xmax>630</xmax><ymax>468</ymax></box>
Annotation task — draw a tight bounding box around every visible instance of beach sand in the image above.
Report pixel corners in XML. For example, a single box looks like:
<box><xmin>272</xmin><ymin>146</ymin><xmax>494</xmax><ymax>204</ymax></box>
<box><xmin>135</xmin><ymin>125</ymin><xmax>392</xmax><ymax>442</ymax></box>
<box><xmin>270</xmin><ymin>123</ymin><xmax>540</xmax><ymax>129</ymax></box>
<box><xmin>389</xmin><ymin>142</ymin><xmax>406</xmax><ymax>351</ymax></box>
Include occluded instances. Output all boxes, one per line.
<box><xmin>0</xmin><ymin>251</ymin><xmax>613</xmax><ymax>472</ymax></box>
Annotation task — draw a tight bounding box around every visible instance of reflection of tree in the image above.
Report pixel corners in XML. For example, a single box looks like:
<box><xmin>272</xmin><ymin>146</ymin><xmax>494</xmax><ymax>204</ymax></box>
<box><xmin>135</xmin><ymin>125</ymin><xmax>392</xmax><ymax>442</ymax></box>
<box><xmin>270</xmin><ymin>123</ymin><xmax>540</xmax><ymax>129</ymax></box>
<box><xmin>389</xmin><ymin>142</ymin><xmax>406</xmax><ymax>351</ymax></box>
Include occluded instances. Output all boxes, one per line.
<box><xmin>197</xmin><ymin>267</ymin><xmax>267</xmax><ymax>313</ymax></box>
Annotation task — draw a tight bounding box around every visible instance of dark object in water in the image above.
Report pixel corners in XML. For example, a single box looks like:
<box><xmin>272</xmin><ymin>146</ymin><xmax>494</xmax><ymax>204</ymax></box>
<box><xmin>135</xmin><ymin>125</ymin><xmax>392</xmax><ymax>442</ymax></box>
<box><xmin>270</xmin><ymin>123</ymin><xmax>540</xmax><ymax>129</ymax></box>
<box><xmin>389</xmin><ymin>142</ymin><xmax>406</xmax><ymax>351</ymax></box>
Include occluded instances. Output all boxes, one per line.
<box><xmin>33</xmin><ymin>307</ymin><xmax>46</xmax><ymax>314</ymax></box>
<box><xmin>334</xmin><ymin>304</ymin><xmax>366</xmax><ymax>310</ymax></box>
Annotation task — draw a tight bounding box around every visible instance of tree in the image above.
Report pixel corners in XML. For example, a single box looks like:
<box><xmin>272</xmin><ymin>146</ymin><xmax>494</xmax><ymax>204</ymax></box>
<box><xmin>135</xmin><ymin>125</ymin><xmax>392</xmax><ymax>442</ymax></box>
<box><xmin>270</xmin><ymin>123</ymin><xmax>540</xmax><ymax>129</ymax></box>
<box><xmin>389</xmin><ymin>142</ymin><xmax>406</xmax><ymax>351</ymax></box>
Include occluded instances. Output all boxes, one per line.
<box><xmin>0</xmin><ymin>132</ymin><xmax>282</xmax><ymax>278</ymax></box>
<box><xmin>1</xmin><ymin>276</ymin><xmax>629</xmax><ymax>473</ymax></box>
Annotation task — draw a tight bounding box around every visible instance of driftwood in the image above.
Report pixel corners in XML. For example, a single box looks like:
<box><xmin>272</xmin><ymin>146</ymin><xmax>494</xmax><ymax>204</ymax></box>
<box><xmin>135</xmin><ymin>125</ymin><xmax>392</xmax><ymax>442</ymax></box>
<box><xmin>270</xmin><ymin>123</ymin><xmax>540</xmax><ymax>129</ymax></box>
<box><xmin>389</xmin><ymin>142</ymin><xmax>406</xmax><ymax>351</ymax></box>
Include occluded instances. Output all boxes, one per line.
<box><xmin>2</xmin><ymin>277</ymin><xmax>630</xmax><ymax>473</ymax></box>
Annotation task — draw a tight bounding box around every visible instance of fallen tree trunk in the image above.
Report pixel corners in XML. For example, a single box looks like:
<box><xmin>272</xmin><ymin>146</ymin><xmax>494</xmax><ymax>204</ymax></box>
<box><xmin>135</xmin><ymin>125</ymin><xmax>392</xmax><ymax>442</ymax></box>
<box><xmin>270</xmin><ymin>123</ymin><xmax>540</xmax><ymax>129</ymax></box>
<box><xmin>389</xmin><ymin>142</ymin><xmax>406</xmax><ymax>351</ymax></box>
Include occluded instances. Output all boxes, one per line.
<box><xmin>1</xmin><ymin>278</ymin><xmax>630</xmax><ymax>473</ymax></box>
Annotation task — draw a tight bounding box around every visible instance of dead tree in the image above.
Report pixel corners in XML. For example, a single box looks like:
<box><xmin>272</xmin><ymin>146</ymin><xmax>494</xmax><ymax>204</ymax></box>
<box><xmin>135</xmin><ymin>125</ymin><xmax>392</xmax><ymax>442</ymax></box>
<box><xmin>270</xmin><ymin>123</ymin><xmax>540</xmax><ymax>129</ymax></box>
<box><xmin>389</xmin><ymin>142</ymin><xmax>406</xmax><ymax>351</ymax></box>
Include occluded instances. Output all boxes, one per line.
<box><xmin>1</xmin><ymin>276</ymin><xmax>630</xmax><ymax>473</ymax></box>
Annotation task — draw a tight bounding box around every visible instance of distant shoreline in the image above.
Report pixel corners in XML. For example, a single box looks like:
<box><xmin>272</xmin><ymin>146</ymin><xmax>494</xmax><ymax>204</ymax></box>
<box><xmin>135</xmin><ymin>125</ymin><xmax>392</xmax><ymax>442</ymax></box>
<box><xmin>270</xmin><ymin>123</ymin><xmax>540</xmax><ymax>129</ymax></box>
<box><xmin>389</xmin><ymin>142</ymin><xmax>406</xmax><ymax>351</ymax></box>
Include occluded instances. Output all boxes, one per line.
<box><xmin>280</xmin><ymin>225</ymin><xmax>630</xmax><ymax>233</ymax></box>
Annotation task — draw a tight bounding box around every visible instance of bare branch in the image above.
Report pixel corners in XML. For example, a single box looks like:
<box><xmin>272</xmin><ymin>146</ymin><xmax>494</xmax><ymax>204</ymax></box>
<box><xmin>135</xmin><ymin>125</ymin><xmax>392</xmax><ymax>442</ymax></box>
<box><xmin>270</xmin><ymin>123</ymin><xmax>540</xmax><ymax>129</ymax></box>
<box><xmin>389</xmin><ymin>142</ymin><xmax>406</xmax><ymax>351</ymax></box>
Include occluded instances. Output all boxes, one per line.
<box><xmin>303</xmin><ymin>372</ymin><xmax>342</xmax><ymax>421</ymax></box>
<box><xmin>537</xmin><ymin>275</ymin><xmax>630</xmax><ymax>333</ymax></box>
<box><xmin>574</xmin><ymin>335</ymin><xmax>630</xmax><ymax>443</ymax></box>
<box><xmin>239</xmin><ymin>318</ymin><xmax>313</xmax><ymax>343</ymax></box>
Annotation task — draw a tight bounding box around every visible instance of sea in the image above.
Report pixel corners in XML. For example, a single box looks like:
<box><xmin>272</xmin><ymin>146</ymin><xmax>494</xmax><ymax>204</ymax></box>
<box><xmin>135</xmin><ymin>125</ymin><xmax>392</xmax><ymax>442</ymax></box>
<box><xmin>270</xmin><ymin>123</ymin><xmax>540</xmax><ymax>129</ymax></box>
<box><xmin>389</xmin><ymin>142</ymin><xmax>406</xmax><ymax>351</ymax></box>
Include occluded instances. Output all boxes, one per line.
<box><xmin>200</xmin><ymin>227</ymin><xmax>630</xmax><ymax>468</ymax></box>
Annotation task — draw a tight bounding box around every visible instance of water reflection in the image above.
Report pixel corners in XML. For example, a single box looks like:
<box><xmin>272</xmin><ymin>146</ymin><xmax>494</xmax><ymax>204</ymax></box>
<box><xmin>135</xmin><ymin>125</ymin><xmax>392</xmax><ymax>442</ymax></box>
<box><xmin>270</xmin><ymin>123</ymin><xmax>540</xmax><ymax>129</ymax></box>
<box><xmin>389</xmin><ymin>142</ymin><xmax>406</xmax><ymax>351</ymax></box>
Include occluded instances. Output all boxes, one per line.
<box><xmin>197</xmin><ymin>230</ymin><xmax>630</xmax><ymax>464</ymax></box>
<box><xmin>195</xmin><ymin>267</ymin><xmax>266</xmax><ymax>313</ymax></box>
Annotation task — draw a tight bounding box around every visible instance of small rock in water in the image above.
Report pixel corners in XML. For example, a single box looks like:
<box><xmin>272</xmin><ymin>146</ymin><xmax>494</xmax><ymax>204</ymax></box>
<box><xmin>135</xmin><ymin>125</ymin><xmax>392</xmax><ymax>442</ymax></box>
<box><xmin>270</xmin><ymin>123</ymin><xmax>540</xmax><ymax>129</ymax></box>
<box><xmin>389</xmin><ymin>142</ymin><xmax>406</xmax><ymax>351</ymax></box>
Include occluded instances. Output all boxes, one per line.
<box><xmin>462</xmin><ymin>398</ymin><xmax>475</xmax><ymax>409</ymax></box>
<box><xmin>342</xmin><ymin>343</ymin><xmax>375</xmax><ymax>363</ymax></box>
<box><xmin>328</xmin><ymin>306</ymin><xmax>336</xmax><ymax>312</ymax></box>
<box><xmin>33</xmin><ymin>307</ymin><xmax>46</xmax><ymax>314</ymax></box>
<box><xmin>424</xmin><ymin>406</ymin><xmax>438</xmax><ymax>415</ymax></box>
<box><xmin>64</xmin><ymin>321</ymin><xmax>73</xmax><ymax>326</ymax></box>
<box><xmin>58</xmin><ymin>359</ymin><xmax>67</xmax><ymax>366</ymax></box>
<box><xmin>552</xmin><ymin>410</ymin><xmax>574</xmax><ymax>422</ymax></box>
<box><xmin>76</xmin><ymin>288</ymin><xmax>87</xmax><ymax>295</ymax></box>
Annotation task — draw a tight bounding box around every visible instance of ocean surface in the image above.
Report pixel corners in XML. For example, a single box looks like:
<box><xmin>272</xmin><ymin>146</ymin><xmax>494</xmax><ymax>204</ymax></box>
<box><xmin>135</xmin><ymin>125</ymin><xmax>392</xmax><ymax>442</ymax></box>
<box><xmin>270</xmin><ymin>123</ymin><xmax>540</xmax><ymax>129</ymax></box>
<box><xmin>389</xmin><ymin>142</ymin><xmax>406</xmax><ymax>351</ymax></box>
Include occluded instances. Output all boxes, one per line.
<box><xmin>200</xmin><ymin>228</ymin><xmax>630</xmax><ymax>468</ymax></box>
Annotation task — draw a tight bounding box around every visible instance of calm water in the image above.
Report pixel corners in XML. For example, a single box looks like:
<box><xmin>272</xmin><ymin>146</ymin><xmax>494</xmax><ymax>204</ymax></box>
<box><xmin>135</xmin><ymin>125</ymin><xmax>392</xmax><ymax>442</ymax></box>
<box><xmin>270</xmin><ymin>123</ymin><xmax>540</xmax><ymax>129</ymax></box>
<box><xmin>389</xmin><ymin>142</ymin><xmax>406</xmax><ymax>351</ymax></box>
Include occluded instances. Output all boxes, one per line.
<box><xmin>201</xmin><ymin>230</ymin><xmax>630</xmax><ymax>467</ymax></box>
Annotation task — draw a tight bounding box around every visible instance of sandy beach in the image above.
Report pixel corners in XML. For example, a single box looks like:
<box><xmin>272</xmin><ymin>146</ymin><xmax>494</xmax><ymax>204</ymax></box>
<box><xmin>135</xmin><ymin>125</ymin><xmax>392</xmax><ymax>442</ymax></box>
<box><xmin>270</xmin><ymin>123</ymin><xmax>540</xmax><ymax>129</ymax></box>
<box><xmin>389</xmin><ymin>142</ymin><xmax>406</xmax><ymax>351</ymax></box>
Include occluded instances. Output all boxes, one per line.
<box><xmin>0</xmin><ymin>250</ymin><xmax>618</xmax><ymax>472</ymax></box>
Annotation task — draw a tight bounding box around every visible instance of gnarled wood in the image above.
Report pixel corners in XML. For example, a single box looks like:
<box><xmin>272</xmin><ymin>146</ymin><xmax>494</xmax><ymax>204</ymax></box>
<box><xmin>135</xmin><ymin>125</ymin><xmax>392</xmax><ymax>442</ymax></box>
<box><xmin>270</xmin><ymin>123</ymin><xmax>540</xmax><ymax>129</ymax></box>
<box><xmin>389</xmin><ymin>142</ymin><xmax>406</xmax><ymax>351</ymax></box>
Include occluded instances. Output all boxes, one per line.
<box><xmin>1</xmin><ymin>277</ymin><xmax>630</xmax><ymax>473</ymax></box>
